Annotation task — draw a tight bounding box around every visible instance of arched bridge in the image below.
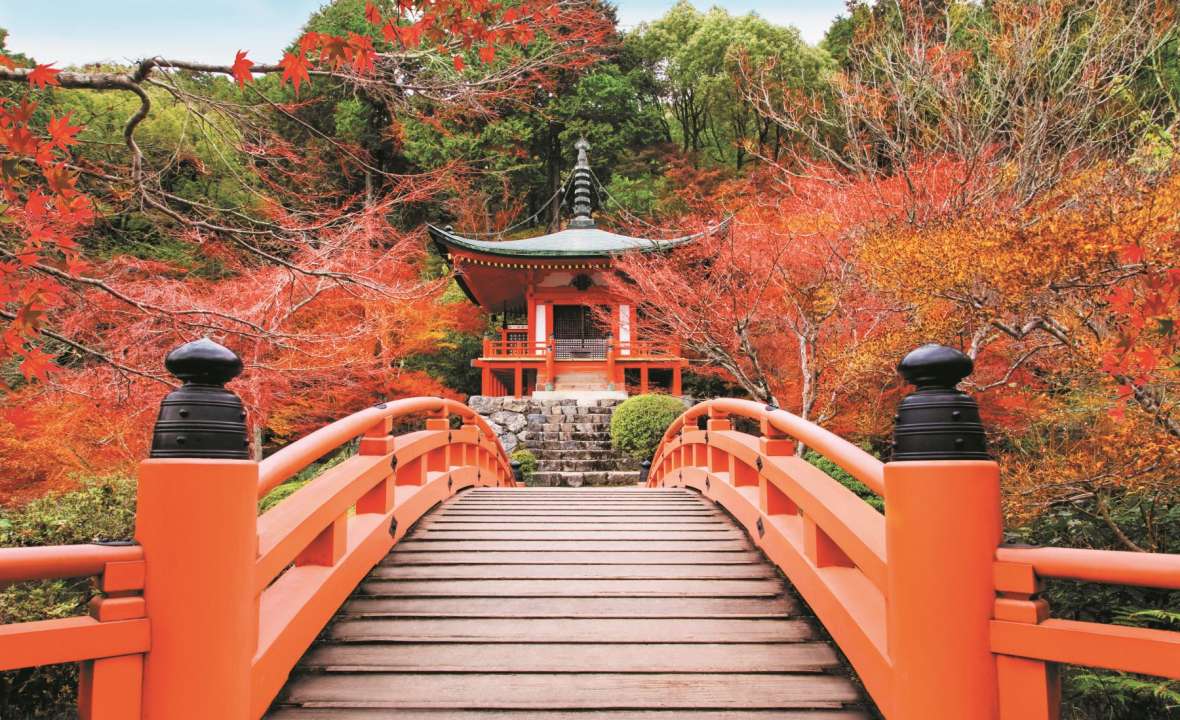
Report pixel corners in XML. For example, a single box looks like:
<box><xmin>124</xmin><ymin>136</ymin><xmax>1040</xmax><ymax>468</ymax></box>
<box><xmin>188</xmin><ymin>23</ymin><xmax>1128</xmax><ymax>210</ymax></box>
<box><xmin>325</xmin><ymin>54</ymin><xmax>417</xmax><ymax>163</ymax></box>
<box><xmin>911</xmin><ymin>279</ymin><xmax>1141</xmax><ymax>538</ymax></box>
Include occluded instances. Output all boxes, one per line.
<box><xmin>0</xmin><ymin>341</ymin><xmax>1176</xmax><ymax>719</ymax></box>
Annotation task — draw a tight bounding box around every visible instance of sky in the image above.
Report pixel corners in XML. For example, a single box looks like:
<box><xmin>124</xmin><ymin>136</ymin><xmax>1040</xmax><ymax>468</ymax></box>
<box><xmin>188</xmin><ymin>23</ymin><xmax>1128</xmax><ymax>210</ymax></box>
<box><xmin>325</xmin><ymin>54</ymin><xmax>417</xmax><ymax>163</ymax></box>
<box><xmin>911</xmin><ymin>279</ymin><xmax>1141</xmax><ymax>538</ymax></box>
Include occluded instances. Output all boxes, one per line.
<box><xmin>0</xmin><ymin>0</ymin><xmax>847</xmax><ymax>67</ymax></box>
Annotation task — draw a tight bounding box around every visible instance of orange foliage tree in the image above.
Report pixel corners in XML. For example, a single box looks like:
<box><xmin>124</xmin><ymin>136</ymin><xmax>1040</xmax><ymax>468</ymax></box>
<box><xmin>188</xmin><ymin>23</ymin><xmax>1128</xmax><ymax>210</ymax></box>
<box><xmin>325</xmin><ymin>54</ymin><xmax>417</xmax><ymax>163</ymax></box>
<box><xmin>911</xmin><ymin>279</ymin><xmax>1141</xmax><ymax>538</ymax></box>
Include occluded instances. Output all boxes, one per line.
<box><xmin>0</xmin><ymin>1</ymin><xmax>612</xmax><ymax>501</ymax></box>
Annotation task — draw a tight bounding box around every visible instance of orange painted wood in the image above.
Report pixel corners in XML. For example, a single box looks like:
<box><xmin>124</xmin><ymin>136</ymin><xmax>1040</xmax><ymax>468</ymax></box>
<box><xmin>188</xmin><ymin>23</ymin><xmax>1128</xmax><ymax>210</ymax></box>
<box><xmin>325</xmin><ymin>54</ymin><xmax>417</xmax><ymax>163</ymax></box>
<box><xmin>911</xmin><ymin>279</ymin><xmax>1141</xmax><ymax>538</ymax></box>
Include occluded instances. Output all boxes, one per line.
<box><xmin>885</xmin><ymin>461</ymin><xmax>1001</xmax><ymax>720</ymax></box>
<box><xmin>99</xmin><ymin>561</ymin><xmax>145</xmax><ymax>593</ymax></box>
<box><xmin>991</xmin><ymin>619</ymin><xmax>1180</xmax><ymax>680</ymax></box>
<box><xmin>78</xmin><ymin>653</ymin><xmax>143</xmax><ymax>720</ymax></box>
<box><xmin>0</xmin><ymin>616</ymin><xmax>149</xmax><ymax>671</ymax></box>
<box><xmin>256</xmin><ymin>453</ymin><xmax>392</xmax><ymax>589</ymax></box>
<box><xmin>996</xmin><ymin>655</ymin><xmax>1060</xmax><ymax>720</ymax></box>
<box><xmin>88</xmin><ymin>596</ymin><xmax>146</xmax><ymax>623</ymax></box>
<box><xmin>295</xmin><ymin>515</ymin><xmax>347</xmax><ymax>568</ymax></box>
<box><xmin>0</xmin><ymin>544</ymin><xmax>142</xmax><ymax>584</ymax></box>
<box><xmin>136</xmin><ymin>459</ymin><xmax>257</xmax><ymax>719</ymax></box>
<box><xmin>996</xmin><ymin>545</ymin><xmax>1180</xmax><ymax>590</ymax></box>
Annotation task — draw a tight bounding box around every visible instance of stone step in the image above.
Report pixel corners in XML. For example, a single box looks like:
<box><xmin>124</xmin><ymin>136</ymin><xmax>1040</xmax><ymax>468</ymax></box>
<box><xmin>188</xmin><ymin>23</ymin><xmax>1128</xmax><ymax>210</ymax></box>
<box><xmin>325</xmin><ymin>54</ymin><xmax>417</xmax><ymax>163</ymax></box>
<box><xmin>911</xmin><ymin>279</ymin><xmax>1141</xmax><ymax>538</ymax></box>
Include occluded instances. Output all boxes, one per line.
<box><xmin>535</xmin><ymin>440</ymin><xmax>614</xmax><ymax>451</ymax></box>
<box><xmin>536</xmin><ymin>423</ymin><xmax>613</xmax><ymax>434</ymax></box>
<box><xmin>539</xmin><ymin>431</ymin><xmax>611</xmax><ymax>442</ymax></box>
<box><xmin>536</xmin><ymin>459</ymin><xmax>635</xmax><ymax>472</ymax></box>
<box><xmin>531</xmin><ymin>470</ymin><xmax>643</xmax><ymax>488</ymax></box>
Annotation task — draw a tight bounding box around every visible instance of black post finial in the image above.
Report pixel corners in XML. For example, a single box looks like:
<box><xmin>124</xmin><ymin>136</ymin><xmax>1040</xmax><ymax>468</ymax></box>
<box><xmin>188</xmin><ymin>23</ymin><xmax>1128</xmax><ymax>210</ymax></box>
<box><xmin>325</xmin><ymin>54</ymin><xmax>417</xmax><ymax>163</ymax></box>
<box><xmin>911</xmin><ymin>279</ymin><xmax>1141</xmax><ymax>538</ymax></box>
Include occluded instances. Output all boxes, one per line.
<box><xmin>639</xmin><ymin>460</ymin><xmax>651</xmax><ymax>485</ymax></box>
<box><xmin>150</xmin><ymin>339</ymin><xmax>250</xmax><ymax>459</ymax></box>
<box><xmin>510</xmin><ymin>459</ymin><xmax>523</xmax><ymax>485</ymax></box>
<box><xmin>891</xmin><ymin>343</ymin><xmax>989</xmax><ymax>461</ymax></box>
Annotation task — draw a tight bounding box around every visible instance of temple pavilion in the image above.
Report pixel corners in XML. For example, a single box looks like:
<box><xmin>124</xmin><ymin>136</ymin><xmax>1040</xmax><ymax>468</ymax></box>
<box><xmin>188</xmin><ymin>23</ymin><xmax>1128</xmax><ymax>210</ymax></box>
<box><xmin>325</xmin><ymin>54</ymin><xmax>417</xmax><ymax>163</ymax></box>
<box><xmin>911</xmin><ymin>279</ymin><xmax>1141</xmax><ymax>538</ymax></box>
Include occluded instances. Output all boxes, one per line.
<box><xmin>430</xmin><ymin>139</ymin><xmax>718</xmax><ymax>398</ymax></box>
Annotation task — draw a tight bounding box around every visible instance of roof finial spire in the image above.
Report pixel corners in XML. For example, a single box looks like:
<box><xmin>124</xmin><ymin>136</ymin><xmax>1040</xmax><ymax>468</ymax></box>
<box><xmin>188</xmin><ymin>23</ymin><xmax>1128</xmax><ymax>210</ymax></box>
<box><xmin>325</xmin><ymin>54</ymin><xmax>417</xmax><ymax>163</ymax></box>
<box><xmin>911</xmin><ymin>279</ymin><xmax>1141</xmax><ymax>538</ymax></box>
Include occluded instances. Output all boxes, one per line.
<box><xmin>569</xmin><ymin>137</ymin><xmax>595</xmax><ymax>229</ymax></box>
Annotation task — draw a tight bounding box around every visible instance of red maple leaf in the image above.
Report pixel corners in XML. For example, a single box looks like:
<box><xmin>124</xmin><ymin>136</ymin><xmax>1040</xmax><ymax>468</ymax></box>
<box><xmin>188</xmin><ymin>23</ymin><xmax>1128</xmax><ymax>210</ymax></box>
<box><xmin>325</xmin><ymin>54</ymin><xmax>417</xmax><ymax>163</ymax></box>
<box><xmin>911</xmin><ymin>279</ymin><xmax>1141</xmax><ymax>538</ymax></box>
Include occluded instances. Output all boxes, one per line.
<box><xmin>1120</xmin><ymin>243</ymin><xmax>1146</xmax><ymax>264</ymax></box>
<box><xmin>453</xmin><ymin>54</ymin><xmax>465</xmax><ymax>72</ymax></box>
<box><xmin>280</xmin><ymin>52</ymin><xmax>312</xmax><ymax>94</ymax></box>
<box><xmin>319</xmin><ymin>35</ymin><xmax>351</xmax><ymax>68</ymax></box>
<box><xmin>299</xmin><ymin>32</ymin><xmax>322</xmax><ymax>56</ymax></box>
<box><xmin>365</xmin><ymin>2</ymin><xmax>383</xmax><ymax>26</ymax></box>
<box><xmin>478</xmin><ymin>45</ymin><xmax>496</xmax><ymax>64</ymax></box>
<box><xmin>28</xmin><ymin>64</ymin><xmax>61</xmax><ymax>90</ymax></box>
<box><xmin>0</xmin><ymin>54</ymin><xmax>15</xmax><ymax>71</ymax></box>
<box><xmin>18</xmin><ymin>346</ymin><xmax>57</xmax><ymax>382</ymax></box>
<box><xmin>231</xmin><ymin>50</ymin><xmax>255</xmax><ymax>88</ymax></box>
<box><xmin>46</xmin><ymin>113</ymin><xmax>81</xmax><ymax>150</ymax></box>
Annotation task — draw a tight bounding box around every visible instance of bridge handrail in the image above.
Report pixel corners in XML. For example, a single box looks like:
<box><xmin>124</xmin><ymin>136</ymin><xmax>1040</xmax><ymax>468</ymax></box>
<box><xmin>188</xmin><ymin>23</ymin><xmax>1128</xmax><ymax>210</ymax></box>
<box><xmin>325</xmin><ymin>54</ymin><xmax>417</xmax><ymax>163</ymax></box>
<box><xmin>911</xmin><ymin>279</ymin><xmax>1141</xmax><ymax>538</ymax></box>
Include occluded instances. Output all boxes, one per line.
<box><xmin>0</xmin><ymin>543</ymin><xmax>148</xmax><ymax>714</ymax></box>
<box><xmin>652</xmin><ymin>387</ymin><xmax>1180</xmax><ymax>718</ymax></box>
<box><xmin>649</xmin><ymin>399</ymin><xmax>892</xmax><ymax>710</ymax></box>
<box><xmin>0</xmin><ymin>543</ymin><xmax>143</xmax><ymax>584</ymax></box>
<box><xmin>997</xmin><ymin>545</ymin><xmax>1180</xmax><ymax>590</ymax></box>
<box><xmin>662</xmin><ymin>398</ymin><xmax>884</xmax><ymax>495</ymax></box>
<box><xmin>258</xmin><ymin>397</ymin><xmax>499</xmax><ymax>497</ymax></box>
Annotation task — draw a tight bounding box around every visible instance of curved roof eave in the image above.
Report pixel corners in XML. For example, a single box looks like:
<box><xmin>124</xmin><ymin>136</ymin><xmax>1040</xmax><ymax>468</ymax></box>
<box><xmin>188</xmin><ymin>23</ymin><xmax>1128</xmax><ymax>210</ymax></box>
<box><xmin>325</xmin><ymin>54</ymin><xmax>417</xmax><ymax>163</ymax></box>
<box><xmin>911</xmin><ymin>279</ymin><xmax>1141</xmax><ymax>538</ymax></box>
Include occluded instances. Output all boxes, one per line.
<box><xmin>427</xmin><ymin>218</ymin><xmax>730</xmax><ymax>259</ymax></box>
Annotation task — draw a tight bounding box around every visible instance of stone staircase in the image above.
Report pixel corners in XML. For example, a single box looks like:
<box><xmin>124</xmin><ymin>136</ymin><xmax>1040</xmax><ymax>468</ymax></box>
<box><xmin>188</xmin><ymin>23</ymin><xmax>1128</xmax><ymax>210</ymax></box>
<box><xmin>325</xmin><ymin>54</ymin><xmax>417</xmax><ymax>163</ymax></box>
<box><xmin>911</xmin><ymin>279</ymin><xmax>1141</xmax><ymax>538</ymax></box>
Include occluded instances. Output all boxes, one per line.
<box><xmin>527</xmin><ymin>398</ymin><xmax>641</xmax><ymax>487</ymax></box>
<box><xmin>467</xmin><ymin>396</ymin><xmax>642</xmax><ymax>487</ymax></box>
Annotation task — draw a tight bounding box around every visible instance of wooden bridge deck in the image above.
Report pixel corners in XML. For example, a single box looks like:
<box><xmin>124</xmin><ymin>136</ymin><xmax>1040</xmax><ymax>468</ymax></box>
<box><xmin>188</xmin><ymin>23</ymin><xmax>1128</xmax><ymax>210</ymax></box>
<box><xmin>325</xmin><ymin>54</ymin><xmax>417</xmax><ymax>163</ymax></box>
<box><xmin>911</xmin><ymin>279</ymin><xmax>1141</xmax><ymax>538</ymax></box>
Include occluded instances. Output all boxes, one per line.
<box><xmin>269</xmin><ymin>487</ymin><xmax>869</xmax><ymax>719</ymax></box>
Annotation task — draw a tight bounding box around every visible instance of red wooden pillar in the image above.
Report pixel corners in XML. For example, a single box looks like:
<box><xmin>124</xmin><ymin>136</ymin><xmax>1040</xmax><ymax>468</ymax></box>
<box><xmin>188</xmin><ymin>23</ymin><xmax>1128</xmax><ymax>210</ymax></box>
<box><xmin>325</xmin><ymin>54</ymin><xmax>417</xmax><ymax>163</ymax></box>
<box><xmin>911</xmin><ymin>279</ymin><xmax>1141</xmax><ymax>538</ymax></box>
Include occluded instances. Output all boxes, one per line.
<box><xmin>481</xmin><ymin>366</ymin><xmax>492</xmax><ymax>397</ymax></box>
<box><xmin>513</xmin><ymin>365</ymin><xmax>523</xmax><ymax>398</ymax></box>
<box><xmin>672</xmin><ymin>365</ymin><xmax>683</xmax><ymax>396</ymax></box>
<box><xmin>640</xmin><ymin>366</ymin><xmax>649</xmax><ymax>394</ymax></box>
<box><xmin>606</xmin><ymin>342</ymin><xmax>617</xmax><ymax>390</ymax></box>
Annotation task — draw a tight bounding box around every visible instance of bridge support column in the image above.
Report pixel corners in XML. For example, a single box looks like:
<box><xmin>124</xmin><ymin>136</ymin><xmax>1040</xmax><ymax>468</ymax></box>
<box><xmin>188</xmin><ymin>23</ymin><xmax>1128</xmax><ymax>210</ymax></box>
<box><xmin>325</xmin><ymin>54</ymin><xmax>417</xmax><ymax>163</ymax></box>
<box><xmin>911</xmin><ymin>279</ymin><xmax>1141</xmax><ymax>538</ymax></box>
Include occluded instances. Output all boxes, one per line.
<box><xmin>137</xmin><ymin>340</ymin><xmax>257</xmax><ymax>719</ymax></box>
<box><xmin>885</xmin><ymin>344</ymin><xmax>1000</xmax><ymax>719</ymax></box>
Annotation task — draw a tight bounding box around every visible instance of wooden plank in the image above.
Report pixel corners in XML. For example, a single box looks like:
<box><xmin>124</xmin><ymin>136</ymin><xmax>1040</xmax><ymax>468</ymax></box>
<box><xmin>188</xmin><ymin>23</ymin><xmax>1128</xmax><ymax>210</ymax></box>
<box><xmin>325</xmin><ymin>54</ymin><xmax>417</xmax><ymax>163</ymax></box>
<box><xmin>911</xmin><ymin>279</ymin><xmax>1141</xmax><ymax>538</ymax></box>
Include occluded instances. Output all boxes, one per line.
<box><xmin>438</xmin><ymin>509</ymin><xmax>722</xmax><ymax>514</ymax></box>
<box><xmin>338</xmin><ymin>596</ymin><xmax>797</xmax><ymax>618</ymax></box>
<box><xmin>391</xmin><ymin>540</ymin><xmax>753</xmax><ymax>551</ymax></box>
<box><xmin>368</xmin><ymin>564</ymin><xmax>774</xmax><ymax>580</ymax></box>
<box><xmin>270</xmin><ymin>711</ymin><xmax>869</xmax><ymax>720</ymax></box>
<box><xmin>413</xmin><ymin>531</ymin><xmax>743</xmax><ymax>541</ymax></box>
<box><xmin>301</xmin><ymin>642</ymin><xmax>839</xmax><ymax>672</ymax></box>
<box><xmin>420</xmin><ymin>522</ymin><xmax>731</xmax><ymax>531</ymax></box>
<box><xmin>328</xmin><ymin>617</ymin><xmax>815</xmax><ymax>643</ymax></box>
<box><xmin>381</xmin><ymin>551</ymin><xmax>762</xmax><ymax>565</ymax></box>
<box><xmin>278</xmin><ymin>673</ymin><xmax>861</xmax><ymax>709</ymax></box>
<box><xmin>358</xmin><ymin>578</ymin><xmax>784</xmax><ymax>598</ymax></box>
<box><xmin>442</xmin><ymin>503</ymin><xmax>715</xmax><ymax>509</ymax></box>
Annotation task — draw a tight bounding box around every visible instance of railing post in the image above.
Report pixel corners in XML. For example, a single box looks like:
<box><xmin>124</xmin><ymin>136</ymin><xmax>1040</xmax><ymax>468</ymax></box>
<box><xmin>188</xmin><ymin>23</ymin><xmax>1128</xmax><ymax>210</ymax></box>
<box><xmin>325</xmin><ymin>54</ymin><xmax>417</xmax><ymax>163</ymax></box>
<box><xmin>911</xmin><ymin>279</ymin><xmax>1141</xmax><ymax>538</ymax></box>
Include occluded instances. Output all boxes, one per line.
<box><xmin>606</xmin><ymin>341</ymin><xmax>616</xmax><ymax>390</ymax></box>
<box><xmin>135</xmin><ymin>339</ymin><xmax>258</xmax><ymax>719</ymax></box>
<box><xmin>545</xmin><ymin>335</ymin><xmax>556</xmax><ymax>390</ymax></box>
<box><xmin>885</xmin><ymin>344</ymin><xmax>1000</xmax><ymax>719</ymax></box>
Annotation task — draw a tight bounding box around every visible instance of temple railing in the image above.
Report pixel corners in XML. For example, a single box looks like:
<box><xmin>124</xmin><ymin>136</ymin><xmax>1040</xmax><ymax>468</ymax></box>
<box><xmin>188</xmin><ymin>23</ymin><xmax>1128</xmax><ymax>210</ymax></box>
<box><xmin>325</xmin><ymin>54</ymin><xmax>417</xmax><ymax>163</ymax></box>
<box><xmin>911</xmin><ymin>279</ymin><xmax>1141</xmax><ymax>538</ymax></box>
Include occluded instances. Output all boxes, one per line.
<box><xmin>0</xmin><ymin>340</ymin><xmax>516</xmax><ymax>720</ymax></box>
<box><xmin>647</xmin><ymin>349</ymin><xmax>1180</xmax><ymax>720</ymax></box>
<box><xmin>480</xmin><ymin>337</ymin><xmax>681</xmax><ymax>360</ymax></box>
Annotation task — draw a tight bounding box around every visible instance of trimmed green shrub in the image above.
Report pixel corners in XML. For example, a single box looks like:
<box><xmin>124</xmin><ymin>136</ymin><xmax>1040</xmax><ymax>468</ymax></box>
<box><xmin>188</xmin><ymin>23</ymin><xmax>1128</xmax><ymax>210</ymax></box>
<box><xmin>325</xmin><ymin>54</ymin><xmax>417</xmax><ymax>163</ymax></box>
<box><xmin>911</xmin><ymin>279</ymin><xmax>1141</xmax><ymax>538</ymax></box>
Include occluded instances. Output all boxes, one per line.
<box><xmin>510</xmin><ymin>448</ymin><xmax>538</xmax><ymax>485</ymax></box>
<box><xmin>0</xmin><ymin>476</ymin><xmax>137</xmax><ymax>718</ymax></box>
<box><xmin>610</xmin><ymin>394</ymin><xmax>686</xmax><ymax>461</ymax></box>
<box><xmin>804</xmin><ymin>449</ymin><xmax>884</xmax><ymax>513</ymax></box>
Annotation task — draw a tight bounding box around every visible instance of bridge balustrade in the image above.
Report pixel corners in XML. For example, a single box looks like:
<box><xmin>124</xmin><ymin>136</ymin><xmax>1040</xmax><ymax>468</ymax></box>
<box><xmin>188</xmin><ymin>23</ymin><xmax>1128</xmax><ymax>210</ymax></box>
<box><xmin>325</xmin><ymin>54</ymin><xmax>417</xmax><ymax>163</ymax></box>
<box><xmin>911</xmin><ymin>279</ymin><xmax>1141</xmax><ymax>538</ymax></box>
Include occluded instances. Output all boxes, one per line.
<box><xmin>0</xmin><ymin>340</ymin><xmax>1175</xmax><ymax>719</ymax></box>
<box><xmin>0</xmin><ymin>341</ymin><xmax>516</xmax><ymax>720</ymax></box>
<box><xmin>647</xmin><ymin>351</ymin><xmax>1180</xmax><ymax>720</ymax></box>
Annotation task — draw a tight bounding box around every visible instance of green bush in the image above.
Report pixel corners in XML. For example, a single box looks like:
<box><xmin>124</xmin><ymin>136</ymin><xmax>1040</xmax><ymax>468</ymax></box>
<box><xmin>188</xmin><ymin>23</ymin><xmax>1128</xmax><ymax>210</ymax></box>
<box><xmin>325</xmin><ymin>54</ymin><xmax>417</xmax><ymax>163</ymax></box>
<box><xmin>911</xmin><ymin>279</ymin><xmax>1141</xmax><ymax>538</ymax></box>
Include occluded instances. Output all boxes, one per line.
<box><xmin>803</xmin><ymin>449</ymin><xmax>884</xmax><ymax>513</ymax></box>
<box><xmin>258</xmin><ymin>450</ymin><xmax>352</xmax><ymax>514</ymax></box>
<box><xmin>610</xmin><ymin>394</ymin><xmax>686</xmax><ymax>461</ymax></box>
<box><xmin>510</xmin><ymin>448</ymin><xmax>538</xmax><ymax>485</ymax></box>
<box><xmin>0</xmin><ymin>476</ymin><xmax>137</xmax><ymax>718</ymax></box>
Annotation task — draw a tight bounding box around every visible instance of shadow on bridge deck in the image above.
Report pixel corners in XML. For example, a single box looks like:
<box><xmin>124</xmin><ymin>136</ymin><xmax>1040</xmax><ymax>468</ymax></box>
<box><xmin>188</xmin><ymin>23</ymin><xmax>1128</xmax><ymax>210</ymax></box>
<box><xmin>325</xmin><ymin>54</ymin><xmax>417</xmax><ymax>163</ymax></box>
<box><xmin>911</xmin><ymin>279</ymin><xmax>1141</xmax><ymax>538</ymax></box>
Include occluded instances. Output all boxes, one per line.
<box><xmin>269</xmin><ymin>487</ymin><xmax>871</xmax><ymax>719</ymax></box>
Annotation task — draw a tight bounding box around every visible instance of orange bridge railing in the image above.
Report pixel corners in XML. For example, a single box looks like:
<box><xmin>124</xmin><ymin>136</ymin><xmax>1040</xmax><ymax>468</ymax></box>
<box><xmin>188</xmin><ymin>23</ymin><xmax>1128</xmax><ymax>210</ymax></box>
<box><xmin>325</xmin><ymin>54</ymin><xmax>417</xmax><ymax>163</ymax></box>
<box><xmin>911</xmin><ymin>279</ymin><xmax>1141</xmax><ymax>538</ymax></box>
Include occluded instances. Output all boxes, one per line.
<box><xmin>647</xmin><ymin>351</ymin><xmax>1180</xmax><ymax>719</ymax></box>
<box><xmin>0</xmin><ymin>341</ymin><xmax>516</xmax><ymax>720</ymax></box>
<box><xmin>1</xmin><ymin>340</ymin><xmax>1176</xmax><ymax>719</ymax></box>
